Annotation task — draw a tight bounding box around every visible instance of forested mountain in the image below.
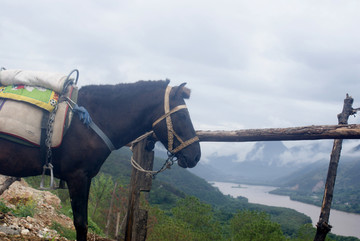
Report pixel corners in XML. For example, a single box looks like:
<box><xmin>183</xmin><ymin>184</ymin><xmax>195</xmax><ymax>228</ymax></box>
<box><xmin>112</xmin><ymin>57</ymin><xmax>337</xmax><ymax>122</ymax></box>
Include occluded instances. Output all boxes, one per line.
<box><xmin>100</xmin><ymin>148</ymin><xmax>313</xmax><ymax>236</ymax></box>
<box><xmin>98</xmin><ymin>148</ymin><xmax>360</xmax><ymax>239</ymax></box>
<box><xmin>271</xmin><ymin>157</ymin><xmax>360</xmax><ymax>213</ymax></box>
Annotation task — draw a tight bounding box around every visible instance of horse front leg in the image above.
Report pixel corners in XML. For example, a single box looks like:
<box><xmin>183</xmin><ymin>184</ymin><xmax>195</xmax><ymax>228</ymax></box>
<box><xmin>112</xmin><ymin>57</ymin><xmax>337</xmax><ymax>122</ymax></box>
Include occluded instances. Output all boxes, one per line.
<box><xmin>67</xmin><ymin>177</ymin><xmax>91</xmax><ymax>241</ymax></box>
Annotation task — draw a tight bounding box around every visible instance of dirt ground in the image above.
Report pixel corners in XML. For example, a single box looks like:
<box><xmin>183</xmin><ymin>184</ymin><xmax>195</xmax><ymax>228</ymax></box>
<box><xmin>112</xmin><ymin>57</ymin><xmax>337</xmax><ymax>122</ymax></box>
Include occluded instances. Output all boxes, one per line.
<box><xmin>0</xmin><ymin>176</ymin><xmax>115</xmax><ymax>241</ymax></box>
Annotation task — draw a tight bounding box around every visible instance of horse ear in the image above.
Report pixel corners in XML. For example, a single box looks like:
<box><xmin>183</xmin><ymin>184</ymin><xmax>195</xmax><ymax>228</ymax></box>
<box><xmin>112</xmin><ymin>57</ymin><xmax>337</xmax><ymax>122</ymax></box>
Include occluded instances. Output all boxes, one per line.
<box><xmin>175</xmin><ymin>82</ymin><xmax>191</xmax><ymax>99</ymax></box>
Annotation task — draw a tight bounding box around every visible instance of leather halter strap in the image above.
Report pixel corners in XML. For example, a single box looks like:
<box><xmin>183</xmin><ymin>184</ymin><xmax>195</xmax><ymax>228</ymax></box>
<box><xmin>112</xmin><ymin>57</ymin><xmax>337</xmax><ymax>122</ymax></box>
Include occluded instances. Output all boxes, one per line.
<box><xmin>152</xmin><ymin>86</ymin><xmax>199</xmax><ymax>154</ymax></box>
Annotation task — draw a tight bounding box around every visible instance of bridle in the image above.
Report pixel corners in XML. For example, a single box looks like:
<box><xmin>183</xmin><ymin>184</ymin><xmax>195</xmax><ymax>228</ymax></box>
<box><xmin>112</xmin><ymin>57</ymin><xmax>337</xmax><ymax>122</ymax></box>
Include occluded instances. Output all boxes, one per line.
<box><xmin>152</xmin><ymin>85</ymin><xmax>199</xmax><ymax>154</ymax></box>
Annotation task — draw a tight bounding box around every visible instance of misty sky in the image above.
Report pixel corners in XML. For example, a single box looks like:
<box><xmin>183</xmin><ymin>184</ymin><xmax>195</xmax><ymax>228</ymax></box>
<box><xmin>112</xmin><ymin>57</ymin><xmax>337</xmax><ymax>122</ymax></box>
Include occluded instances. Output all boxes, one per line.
<box><xmin>1</xmin><ymin>0</ymin><xmax>360</xmax><ymax>164</ymax></box>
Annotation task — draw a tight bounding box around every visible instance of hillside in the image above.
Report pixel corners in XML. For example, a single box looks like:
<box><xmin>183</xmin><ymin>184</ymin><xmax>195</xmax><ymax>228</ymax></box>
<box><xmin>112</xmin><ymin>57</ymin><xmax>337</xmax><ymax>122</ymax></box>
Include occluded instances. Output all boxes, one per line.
<box><xmin>101</xmin><ymin>148</ymin><xmax>313</xmax><ymax>237</ymax></box>
<box><xmin>101</xmin><ymin>148</ymin><xmax>360</xmax><ymax>240</ymax></box>
<box><xmin>0</xmin><ymin>176</ymin><xmax>112</xmax><ymax>241</ymax></box>
<box><xmin>0</xmin><ymin>176</ymin><xmax>73</xmax><ymax>240</ymax></box>
<box><xmin>271</xmin><ymin>157</ymin><xmax>360</xmax><ymax>213</ymax></box>
<box><xmin>0</xmin><ymin>147</ymin><xmax>358</xmax><ymax>240</ymax></box>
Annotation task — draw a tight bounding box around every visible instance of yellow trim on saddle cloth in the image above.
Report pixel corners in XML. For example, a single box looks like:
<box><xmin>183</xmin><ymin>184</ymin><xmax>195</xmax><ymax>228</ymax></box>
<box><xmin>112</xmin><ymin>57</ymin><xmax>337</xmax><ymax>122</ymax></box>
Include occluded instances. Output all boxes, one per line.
<box><xmin>0</xmin><ymin>85</ymin><xmax>59</xmax><ymax>112</ymax></box>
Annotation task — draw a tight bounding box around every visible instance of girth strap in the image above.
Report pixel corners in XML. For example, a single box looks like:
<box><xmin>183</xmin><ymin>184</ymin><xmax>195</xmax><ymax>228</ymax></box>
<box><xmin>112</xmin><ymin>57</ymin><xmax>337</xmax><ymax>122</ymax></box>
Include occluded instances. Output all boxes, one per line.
<box><xmin>40</xmin><ymin>109</ymin><xmax>50</xmax><ymax>166</ymax></box>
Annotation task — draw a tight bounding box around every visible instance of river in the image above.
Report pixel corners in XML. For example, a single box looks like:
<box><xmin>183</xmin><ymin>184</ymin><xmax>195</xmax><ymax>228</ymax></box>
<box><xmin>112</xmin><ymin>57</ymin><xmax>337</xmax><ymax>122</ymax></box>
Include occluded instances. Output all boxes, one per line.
<box><xmin>212</xmin><ymin>181</ymin><xmax>360</xmax><ymax>238</ymax></box>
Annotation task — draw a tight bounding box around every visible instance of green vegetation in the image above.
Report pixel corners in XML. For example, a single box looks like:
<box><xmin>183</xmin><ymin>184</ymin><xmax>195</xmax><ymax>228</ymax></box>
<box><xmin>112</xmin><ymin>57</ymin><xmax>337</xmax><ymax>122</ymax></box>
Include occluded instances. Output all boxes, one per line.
<box><xmin>148</xmin><ymin>196</ymin><xmax>223</xmax><ymax>241</ymax></box>
<box><xmin>0</xmin><ymin>197</ymin><xmax>36</xmax><ymax>217</ymax></box>
<box><xmin>22</xmin><ymin>148</ymin><xmax>359</xmax><ymax>240</ymax></box>
<box><xmin>51</xmin><ymin>222</ymin><xmax>76</xmax><ymax>240</ymax></box>
<box><xmin>13</xmin><ymin>200</ymin><xmax>36</xmax><ymax>217</ymax></box>
<box><xmin>230</xmin><ymin>210</ymin><xmax>286</xmax><ymax>241</ymax></box>
<box><xmin>0</xmin><ymin>199</ymin><xmax>12</xmax><ymax>213</ymax></box>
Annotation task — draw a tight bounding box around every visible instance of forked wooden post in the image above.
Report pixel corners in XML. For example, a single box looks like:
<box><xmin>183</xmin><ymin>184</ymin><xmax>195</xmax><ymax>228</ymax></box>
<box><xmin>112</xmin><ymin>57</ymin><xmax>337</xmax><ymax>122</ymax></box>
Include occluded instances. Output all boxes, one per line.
<box><xmin>314</xmin><ymin>94</ymin><xmax>356</xmax><ymax>241</ymax></box>
<box><xmin>124</xmin><ymin>137</ymin><xmax>154</xmax><ymax>241</ymax></box>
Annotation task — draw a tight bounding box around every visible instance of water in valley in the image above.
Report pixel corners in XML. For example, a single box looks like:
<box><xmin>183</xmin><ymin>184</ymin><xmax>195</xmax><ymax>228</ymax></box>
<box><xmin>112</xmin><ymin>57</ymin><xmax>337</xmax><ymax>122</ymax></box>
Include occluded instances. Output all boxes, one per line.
<box><xmin>212</xmin><ymin>181</ymin><xmax>360</xmax><ymax>238</ymax></box>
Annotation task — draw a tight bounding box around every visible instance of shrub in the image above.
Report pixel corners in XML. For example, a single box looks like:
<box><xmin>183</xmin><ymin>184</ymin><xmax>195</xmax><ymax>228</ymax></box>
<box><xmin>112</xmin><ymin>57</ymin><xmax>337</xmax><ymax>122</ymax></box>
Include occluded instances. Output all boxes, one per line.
<box><xmin>230</xmin><ymin>210</ymin><xmax>286</xmax><ymax>241</ymax></box>
<box><xmin>8</xmin><ymin>197</ymin><xmax>36</xmax><ymax>217</ymax></box>
<box><xmin>0</xmin><ymin>200</ymin><xmax>12</xmax><ymax>213</ymax></box>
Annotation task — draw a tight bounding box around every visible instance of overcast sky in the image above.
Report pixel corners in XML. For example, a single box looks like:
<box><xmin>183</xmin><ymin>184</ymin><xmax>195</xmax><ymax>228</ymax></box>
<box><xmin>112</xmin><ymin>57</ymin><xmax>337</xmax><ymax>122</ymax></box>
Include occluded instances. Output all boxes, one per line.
<box><xmin>1</xmin><ymin>0</ymin><xmax>360</xmax><ymax>164</ymax></box>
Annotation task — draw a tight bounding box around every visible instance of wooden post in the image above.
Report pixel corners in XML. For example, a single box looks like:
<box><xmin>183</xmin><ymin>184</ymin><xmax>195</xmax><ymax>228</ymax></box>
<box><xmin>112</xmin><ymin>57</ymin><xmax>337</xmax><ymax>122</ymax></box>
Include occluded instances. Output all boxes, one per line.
<box><xmin>115</xmin><ymin>212</ymin><xmax>121</xmax><ymax>237</ymax></box>
<box><xmin>314</xmin><ymin>94</ymin><xmax>356</xmax><ymax>241</ymax></box>
<box><xmin>124</xmin><ymin>137</ymin><xmax>155</xmax><ymax>241</ymax></box>
<box><xmin>106</xmin><ymin>182</ymin><xmax>118</xmax><ymax>236</ymax></box>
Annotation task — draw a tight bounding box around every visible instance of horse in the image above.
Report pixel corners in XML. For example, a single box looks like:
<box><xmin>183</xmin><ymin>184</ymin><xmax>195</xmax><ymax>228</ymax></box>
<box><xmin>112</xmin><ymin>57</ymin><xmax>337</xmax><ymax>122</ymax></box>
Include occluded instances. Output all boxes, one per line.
<box><xmin>0</xmin><ymin>79</ymin><xmax>201</xmax><ymax>241</ymax></box>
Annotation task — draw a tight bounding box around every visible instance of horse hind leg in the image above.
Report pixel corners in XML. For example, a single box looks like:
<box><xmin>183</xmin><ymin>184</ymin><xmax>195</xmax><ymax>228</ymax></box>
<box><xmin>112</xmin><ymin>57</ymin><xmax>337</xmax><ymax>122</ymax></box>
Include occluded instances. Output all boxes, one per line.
<box><xmin>58</xmin><ymin>179</ymin><xmax>66</xmax><ymax>189</ymax></box>
<box><xmin>67</xmin><ymin>177</ymin><xmax>91</xmax><ymax>241</ymax></box>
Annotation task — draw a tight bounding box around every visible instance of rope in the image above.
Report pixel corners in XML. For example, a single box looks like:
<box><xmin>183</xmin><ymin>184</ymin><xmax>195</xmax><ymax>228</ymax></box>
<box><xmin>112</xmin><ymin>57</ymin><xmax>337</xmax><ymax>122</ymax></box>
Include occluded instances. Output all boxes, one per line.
<box><xmin>130</xmin><ymin>131</ymin><xmax>154</xmax><ymax>147</ymax></box>
<box><xmin>129</xmin><ymin>130</ymin><xmax>176</xmax><ymax>178</ymax></box>
<box><xmin>130</xmin><ymin>155</ymin><xmax>176</xmax><ymax>178</ymax></box>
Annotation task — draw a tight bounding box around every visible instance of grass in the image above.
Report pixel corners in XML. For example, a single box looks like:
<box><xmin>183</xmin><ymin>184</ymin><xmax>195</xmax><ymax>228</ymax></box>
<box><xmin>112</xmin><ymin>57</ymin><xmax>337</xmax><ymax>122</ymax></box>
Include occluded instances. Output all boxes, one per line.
<box><xmin>0</xmin><ymin>197</ymin><xmax>36</xmax><ymax>217</ymax></box>
<box><xmin>51</xmin><ymin>221</ymin><xmax>77</xmax><ymax>240</ymax></box>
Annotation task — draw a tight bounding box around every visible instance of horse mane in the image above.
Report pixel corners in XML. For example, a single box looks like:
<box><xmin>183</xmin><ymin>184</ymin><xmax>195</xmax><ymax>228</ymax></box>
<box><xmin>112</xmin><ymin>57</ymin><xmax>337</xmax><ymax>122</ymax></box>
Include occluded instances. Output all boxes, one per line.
<box><xmin>80</xmin><ymin>80</ymin><xmax>169</xmax><ymax>94</ymax></box>
<box><xmin>79</xmin><ymin>80</ymin><xmax>168</xmax><ymax>97</ymax></box>
<box><xmin>78</xmin><ymin>80</ymin><xmax>170</xmax><ymax>109</ymax></box>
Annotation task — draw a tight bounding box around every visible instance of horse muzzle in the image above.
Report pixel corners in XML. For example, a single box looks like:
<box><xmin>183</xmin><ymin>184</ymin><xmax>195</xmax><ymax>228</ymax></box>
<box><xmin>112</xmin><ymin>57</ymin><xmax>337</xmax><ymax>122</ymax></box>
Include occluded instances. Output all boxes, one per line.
<box><xmin>176</xmin><ymin>143</ymin><xmax>201</xmax><ymax>168</ymax></box>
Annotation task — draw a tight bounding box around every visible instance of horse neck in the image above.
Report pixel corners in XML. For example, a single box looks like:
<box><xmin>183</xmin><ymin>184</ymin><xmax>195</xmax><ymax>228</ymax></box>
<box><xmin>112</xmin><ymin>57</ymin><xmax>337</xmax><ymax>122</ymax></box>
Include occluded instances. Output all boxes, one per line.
<box><xmin>78</xmin><ymin>83</ymin><xmax>166</xmax><ymax>148</ymax></box>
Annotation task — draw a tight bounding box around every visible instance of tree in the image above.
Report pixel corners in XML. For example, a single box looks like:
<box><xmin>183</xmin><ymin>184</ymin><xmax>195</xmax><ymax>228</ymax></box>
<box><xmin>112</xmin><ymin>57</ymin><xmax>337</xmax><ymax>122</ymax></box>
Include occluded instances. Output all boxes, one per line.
<box><xmin>230</xmin><ymin>210</ymin><xmax>286</xmax><ymax>241</ymax></box>
<box><xmin>147</xmin><ymin>206</ymin><xmax>197</xmax><ymax>241</ymax></box>
<box><xmin>147</xmin><ymin>196</ymin><xmax>224</xmax><ymax>241</ymax></box>
<box><xmin>88</xmin><ymin>173</ymin><xmax>114</xmax><ymax>225</ymax></box>
<box><xmin>171</xmin><ymin>196</ymin><xmax>223</xmax><ymax>241</ymax></box>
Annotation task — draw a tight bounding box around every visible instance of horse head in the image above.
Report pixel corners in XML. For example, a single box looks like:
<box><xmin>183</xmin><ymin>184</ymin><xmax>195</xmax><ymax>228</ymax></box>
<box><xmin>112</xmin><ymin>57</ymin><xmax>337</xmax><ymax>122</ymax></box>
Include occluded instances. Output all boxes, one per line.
<box><xmin>152</xmin><ymin>82</ymin><xmax>201</xmax><ymax>168</ymax></box>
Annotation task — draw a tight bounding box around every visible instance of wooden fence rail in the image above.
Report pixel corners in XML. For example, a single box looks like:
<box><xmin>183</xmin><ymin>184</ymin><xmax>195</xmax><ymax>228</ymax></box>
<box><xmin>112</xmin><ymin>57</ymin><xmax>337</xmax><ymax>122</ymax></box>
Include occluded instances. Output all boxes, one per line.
<box><xmin>196</xmin><ymin>124</ymin><xmax>360</xmax><ymax>142</ymax></box>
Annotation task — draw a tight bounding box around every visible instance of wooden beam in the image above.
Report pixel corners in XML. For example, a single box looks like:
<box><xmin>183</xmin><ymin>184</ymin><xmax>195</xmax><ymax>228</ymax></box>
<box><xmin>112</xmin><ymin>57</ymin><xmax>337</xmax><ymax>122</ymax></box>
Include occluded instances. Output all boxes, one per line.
<box><xmin>196</xmin><ymin>124</ymin><xmax>360</xmax><ymax>142</ymax></box>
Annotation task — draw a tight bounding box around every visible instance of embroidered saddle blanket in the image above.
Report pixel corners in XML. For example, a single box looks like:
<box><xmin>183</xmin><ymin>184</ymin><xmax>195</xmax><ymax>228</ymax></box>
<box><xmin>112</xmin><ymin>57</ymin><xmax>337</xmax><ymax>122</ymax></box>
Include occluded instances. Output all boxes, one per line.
<box><xmin>0</xmin><ymin>85</ymin><xmax>59</xmax><ymax>112</ymax></box>
<box><xmin>0</xmin><ymin>69</ymin><xmax>78</xmax><ymax>147</ymax></box>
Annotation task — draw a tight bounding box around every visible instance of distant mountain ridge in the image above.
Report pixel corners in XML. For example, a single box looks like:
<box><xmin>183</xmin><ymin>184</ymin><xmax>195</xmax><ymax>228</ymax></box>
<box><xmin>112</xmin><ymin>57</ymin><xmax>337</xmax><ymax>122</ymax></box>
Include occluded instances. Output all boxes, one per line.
<box><xmin>190</xmin><ymin>141</ymin><xmax>322</xmax><ymax>184</ymax></box>
<box><xmin>271</xmin><ymin>157</ymin><xmax>360</xmax><ymax>213</ymax></box>
<box><xmin>190</xmin><ymin>141</ymin><xmax>360</xmax><ymax>185</ymax></box>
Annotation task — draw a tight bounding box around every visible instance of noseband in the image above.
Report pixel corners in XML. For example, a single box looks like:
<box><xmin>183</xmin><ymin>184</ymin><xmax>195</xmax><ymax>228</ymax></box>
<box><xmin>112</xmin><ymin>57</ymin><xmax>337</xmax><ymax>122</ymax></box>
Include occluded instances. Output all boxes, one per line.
<box><xmin>152</xmin><ymin>86</ymin><xmax>199</xmax><ymax>154</ymax></box>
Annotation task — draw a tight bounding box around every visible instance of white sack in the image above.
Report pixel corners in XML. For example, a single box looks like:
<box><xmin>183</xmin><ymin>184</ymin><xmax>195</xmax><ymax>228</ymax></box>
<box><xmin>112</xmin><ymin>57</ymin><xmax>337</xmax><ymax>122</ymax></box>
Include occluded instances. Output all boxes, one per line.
<box><xmin>0</xmin><ymin>69</ymin><xmax>69</xmax><ymax>93</ymax></box>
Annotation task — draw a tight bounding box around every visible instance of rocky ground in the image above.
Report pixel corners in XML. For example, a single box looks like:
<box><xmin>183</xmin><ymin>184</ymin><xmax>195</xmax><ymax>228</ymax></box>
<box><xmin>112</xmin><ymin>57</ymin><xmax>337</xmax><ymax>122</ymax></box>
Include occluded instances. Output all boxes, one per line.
<box><xmin>0</xmin><ymin>176</ymin><xmax>115</xmax><ymax>241</ymax></box>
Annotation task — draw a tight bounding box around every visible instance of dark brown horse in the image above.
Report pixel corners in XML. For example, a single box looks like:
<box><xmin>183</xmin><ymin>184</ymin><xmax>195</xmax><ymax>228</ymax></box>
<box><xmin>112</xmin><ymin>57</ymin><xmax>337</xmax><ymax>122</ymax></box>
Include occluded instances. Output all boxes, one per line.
<box><xmin>0</xmin><ymin>80</ymin><xmax>201</xmax><ymax>240</ymax></box>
